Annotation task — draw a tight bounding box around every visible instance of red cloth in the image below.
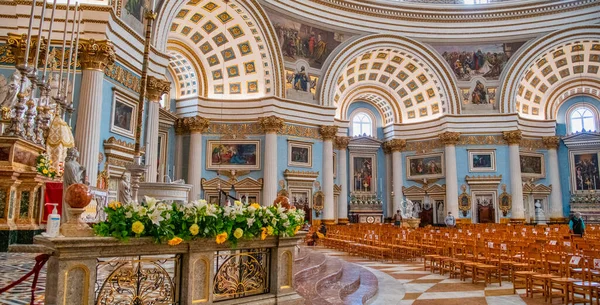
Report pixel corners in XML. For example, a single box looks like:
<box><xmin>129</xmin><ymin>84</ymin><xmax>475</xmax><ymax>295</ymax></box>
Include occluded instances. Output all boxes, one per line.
<box><xmin>43</xmin><ymin>182</ymin><xmax>63</xmax><ymax>223</ymax></box>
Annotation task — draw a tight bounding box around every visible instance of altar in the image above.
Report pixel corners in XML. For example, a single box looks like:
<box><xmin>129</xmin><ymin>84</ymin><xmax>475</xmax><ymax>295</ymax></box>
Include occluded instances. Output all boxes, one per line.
<box><xmin>349</xmin><ymin>193</ymin><xmax>383</xmax><ymax>224</ymax></box>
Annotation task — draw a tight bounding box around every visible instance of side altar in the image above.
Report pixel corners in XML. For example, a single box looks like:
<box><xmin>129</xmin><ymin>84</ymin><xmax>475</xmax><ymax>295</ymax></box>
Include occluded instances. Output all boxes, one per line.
<box><xmin>349</xmin><ymin>192</ymin><xmax>383</xmax><ymax>223</ymax></box>
<box><xmin>347</xmin><ymin>135</ymin><xmax>384</xmax><ymax>223</ymax></box>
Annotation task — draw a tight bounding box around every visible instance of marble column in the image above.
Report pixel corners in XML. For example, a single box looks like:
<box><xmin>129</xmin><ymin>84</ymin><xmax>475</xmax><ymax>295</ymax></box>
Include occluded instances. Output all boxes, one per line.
<box><xmin>385</xmin><ymin>139</ymin><xmax>406</xmax><ymax>213</ymax></box>
<box><xmin>384</xmin><ymin>146</ymin><xmax>393</xmax><ymax>217</ymax></box>
<box><xmin>439</xmin><ymin>132</ymin><xmax>461</xmax><ymax>217</ymax></box>
<box><xmin>145</xmin><ymin>76</ymin><xmax>170</xmax><ymax>182</ymax></box>
<box><xmin>543</xmin><ymin>136</ymin><xmax>564</xmax><ymax>220</ymax></box>
<box><xmin>320</xmin><ymin>126</ymin><xmax>338</xmax><ymax>225</ymax></box>
<box><xmin>335</xmin><ymin>136</ymin><xmax>350</xmax><ymax>224</ymax></box>
<box><xmin>259</xmin><ymin>116</ymin><xmax>284</xmax><ymax>206</ymax></box>
<box><xmin>174</xmin><ymin>119</ymin><xmax>186</xmax><ymax>180</ymax></box>
<box><xmin>187</xmin><ymin>116</ymin><xmax>209</xmax><ymax>200</ymax></box>
<box><xmin>74</xmin><ymin>40</ymin><xmax>115</xmax><ymax>186</ymax></box>
<box><xmin>504</xmin><ymin>130</ymin><xmax>525</xmax><ymax>221</ymax></box>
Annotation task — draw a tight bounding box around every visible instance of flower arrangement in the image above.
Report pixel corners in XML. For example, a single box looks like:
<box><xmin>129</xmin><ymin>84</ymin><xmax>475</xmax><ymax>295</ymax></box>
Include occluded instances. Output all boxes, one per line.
<box><xmin>36</xmin><ymin>153</ymin><xmax>57</xmax><ymax>178</ymax></box>
<box><xmin>93</xmin><ymin>196</ymin><xmax>306</xmax><ymax>247</ymax></box>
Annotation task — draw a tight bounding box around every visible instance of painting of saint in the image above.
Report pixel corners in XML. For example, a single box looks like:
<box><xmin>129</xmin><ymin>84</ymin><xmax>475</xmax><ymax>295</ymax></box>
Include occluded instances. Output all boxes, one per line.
<box><xmin>407</xmin><ymin>153</ymin><xmax>444</xmax><ymax>180</ymax></box>
<box><xmin>113</xmin><ymin>101</ymin><xmax>133</xmax><ymax>131</ymax></box>
<box><xmin>572</xmin><ymin>153</ymin><xmax>600</xmax><ymax>191</ymax></box>
<box><xmin>291</xmin><ymin>146</ymin><xmax>309</xmax><ymax>163</ymax></box>
<box><xmin>471</xmin><ymin>81</ymin><xmax>488</xmax><ymax>104</ymax></box>
<box><xmin>269</xmin><ymin>13</ymin><xmax>346</xmax><ymax>69</ymax></box>
<box><xmin>433</xmin><ymin>42</ymin><xmax>525</xmax><ymax>81</ymax></box>
<box><xmin>353</xmin><ymin>156</ymin><xmax>374</xmax><ymax>192</ymax></box>
<box><xmin>520</xmin><ymin>153</ymin><xmax>544</xmax><ymax>178</ymax></box>
<box><xmin>207</xmin><ymin>140</ymin><xmax>260</xmax><ymax>170</ymax></box>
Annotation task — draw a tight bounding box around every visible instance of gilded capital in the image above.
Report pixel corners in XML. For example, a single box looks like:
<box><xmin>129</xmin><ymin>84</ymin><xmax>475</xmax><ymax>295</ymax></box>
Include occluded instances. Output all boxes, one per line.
<box><xmin>186</xmin><ymin>116</ymin><xmax>210</xmax><ymax>133</ymax></box>
<box><xmin>258</xmin><ymin>116</ymin><xmax>284</xmax><ymax>133</ymax></box>
<box><xmin>319</xmin><ymin>126</ymin><xmax>338</xmax><ymax>140</ymax></box>
<box><xmin>384</xmin><ymin>139</ymin><xmax>407</xmax><ymax>152</ymax></box>
<box><xmin>7</xmin><ymin>33</ymin><xmax>46</xmax><ymax>67</ymax></box>
<box><xmin>146</xmin><ymin>76</ymin><xmax>171</xmax><ymax>102</ymax></box>
<box><xmin>175</xmin><ymin>118</ymin><xmax>188</xmax><ymax>135</ymax></box>
<box><xmin>78</xmin><ymin>39</ymin><xmax>116</xmax><ymax>71</ymax></box>
<box><xmin>542</xmin><ymin>136</ymin><xmax>561</xmax><ymax>150</ymax></box>
<box><xmin>439</xmin><ymin>132</ymin><xmax>461</xmax><ymax>145</ymax></box>
<box><xmin>503</xmin><ymin>130</ymin><xmax>523</xmax><ymax>145</ymax></box>
<box><xmin>335</xmin><ymin>136</ymin><xmax>351</xmax><ymax>150</ymax></box>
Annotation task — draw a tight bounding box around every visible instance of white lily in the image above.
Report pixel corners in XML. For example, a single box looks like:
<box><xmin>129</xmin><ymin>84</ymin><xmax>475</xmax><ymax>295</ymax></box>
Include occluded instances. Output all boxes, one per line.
<box><xmin>247</xmin><ymin>217</ymin><xmax>255</xmax><ymax>227</ymax></box>
<box><xmin>145</xmin><ymin>196</ymin><xmax>159</xmax><ymax>210</ymax></box>
<box><xmin>149</xmin><ymin>208</ymin><xmax>164</xmax><ymax>225</ymax></box>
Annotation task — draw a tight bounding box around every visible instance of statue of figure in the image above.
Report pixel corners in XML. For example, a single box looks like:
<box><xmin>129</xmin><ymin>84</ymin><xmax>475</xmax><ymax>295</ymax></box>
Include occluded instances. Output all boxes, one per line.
<box><xmin>0</xmin><ymin>70</ymin><xmax>21</xmax><ymax>109</ymax></box>
<box><xmin>413</xmin><ymin>202</ymin><xmax>421</xmax><ymax>219</ymax></box>
<box><xmin>62</xmin><ymin>147</ymin><xmax>86</xmax><ymax>221</ymax></box>
<box><xmin>534</xmin><ymin>200</ymin><xmax>546</xmax><ymax>225</ymax></box>
<box><xmin>118</xmin><ymin>173</ymin><xmax>132</xmax><ymax>204</ymax></box>
<box><xmin>403</xmin><ymin>199</ymin><xmax>414</xmax><ymax>219</ymax></box>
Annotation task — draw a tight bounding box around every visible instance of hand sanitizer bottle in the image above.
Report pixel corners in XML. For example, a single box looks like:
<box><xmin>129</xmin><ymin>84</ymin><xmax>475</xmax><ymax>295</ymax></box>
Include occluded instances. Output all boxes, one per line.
<box><xmin>45</xmin><ymin>203</ymin><xmax>60</xmax><ymax>237</ymax></box>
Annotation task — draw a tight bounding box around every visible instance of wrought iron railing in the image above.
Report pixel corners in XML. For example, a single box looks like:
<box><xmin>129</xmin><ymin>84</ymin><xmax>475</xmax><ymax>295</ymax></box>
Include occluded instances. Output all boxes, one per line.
<box><xmin>213</xmin><ymin>248</ymin><xmax>271</xmax><ymax>302</ymax></box>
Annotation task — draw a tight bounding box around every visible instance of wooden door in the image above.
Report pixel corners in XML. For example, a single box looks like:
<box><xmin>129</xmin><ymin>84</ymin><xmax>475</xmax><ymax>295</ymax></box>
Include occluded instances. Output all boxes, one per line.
<box><xmin>478</xmin><ymin>205</ymin><xmax>495</xmax><ymax>223</ymax></box>
<box><xmin>420</xmin><ymin>205</ymin><xmax>434</xmax><ymax>226</ymax></box>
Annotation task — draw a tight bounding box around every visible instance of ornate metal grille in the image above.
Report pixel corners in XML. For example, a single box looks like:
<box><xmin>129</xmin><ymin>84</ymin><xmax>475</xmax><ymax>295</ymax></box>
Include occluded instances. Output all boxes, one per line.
<box><xmin>95</xmin><ymin>255</ymin><xmax>181</xmax><ymax>305</ymax></box>
<box><xmin>213</xmin><ymin>248</ymin><xmax>271</xmax><ymax>302</ymax></box>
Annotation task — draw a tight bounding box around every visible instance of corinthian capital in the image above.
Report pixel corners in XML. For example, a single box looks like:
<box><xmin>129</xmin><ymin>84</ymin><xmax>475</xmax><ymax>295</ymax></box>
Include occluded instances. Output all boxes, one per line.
<box><xmin>146</xmin><ymin>76</ymin><xmax>171</xmax><ymax>102</ymax></box>
<box><xmin>503</xmin><ymin>130</ymin><xmax>523</xmax><ymax>145</ymax></box>
<box><xmin>7</xmin><ymin>33</ymin><xmax>46</xmax><ymax>67</ymax></box>
<box><xmin>542</xmin><ymin>136</ymin><xmax>561</xmax><ymax>149</ymax></box>
<box><xmin>175</xmin><ymin>118</ymin><xmax>188</xmax><ymax>135</ymax></box>
<box><xmin>186</xmin><ymin>116</ymin><xmax>210</xmax><ymax>133</ymax></box>
<box><xmin>384</xmin><ymin>139</ymin><xmax>406</xmax><ymax>152</ymax></box>
<box><xmin>319</xmin><ymin>126</ymin><xmax>338</xmax><ymax>140</ymax></box>
<box><xmin>439</xmin><ymin>132</ymin><xmax>461</xmax><ymax>145</ymax></box>
<box><xmin>78</xmin><ymin>39</ymin><xmax>116</xmax><ymax>71</ymax></box>
<box><xmin>335</xmin><ymin>136</ymin><xmax>351</xmax><ymax>150</ymax></box>
<box><xmin>258</xmin><ymin>116</ymin><xmax>284</xmax><ymax>133</ymax></box>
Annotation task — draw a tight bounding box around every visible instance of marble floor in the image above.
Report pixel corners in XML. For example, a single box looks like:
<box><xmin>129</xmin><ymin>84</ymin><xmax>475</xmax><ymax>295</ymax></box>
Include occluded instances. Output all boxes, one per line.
<box><xmin>0</xmin><ymin>253</ymin><xmax>46</xmax><ymax>305</ymax></box>
<box><xmin>312</xmin><ymin>247</ymin><xmax>563</xmax><ymax>305</ymax></box>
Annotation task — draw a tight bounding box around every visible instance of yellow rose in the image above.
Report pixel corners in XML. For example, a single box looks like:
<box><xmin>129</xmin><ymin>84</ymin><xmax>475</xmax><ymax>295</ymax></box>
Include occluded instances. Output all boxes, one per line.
<box><xmin>267</xmin><ymin>226</ymin><xmax>274</xmax><ymax>236</ymax></box>
<box><xmin>168</xmin><ymin>237</ymin><xmax>183</xmax><ymax>246</ymax></box>
<box><xmin>131</xmin><ymin>221</ymin><xmax>144</xmax><ymax>234</ymax></box>
<box><xmin>189</xmin><ymin>224</ymin><xmax>199</xmax><ymax>236</ymax></box>
<box><xmin>250</xmin><ymin>203</ymin><xmax>261</xmax><ymax>210</ymax></box>
<box><xmin>42</xmin><ymin>169</ymin><xmax>48</xmax><ymax>174</ymax></box>
<box><xmin>216</xmin><ymin>232</ymin><xmax>228</xmax><ymax>244</ymax></box>
<box><xmin>294</xmin><ymin>225</ymin><xmax>301</xmax><ymax>235</ymax></box>
<box><xmin>234</xmin><ymin>228</ymin><xmax>243</xmax><ymax>239</ymax></box>
<box><xmin>261</xmin><ymin>227</ymin><xmax>267</xmax><ymax>240</ymax></box>
<box><xmin>234</xmin><ymin>200</ymin><xmax>242</xmax><ymax>206</ymax></box>
<box><xmin>108</xmin><ymin>201</ymin><xmax>122</xmax><ymax>210</ymax></box>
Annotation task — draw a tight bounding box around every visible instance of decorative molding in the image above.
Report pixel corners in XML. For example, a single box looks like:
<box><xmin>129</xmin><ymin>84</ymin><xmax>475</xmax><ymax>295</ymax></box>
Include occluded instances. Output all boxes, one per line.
<box><xmin>258</xmin><ymin>116</ymin><xmax>284</xmax><ymax>133</ymax></box>
<box><xmin>146</xmin><ymin>76</ymin><xmax>170</xmax><ymax>102</ymax></box>
<box><xmin>522</xmin><ymin>183</ymin><xmax>552</xmax><ymax>195</ymax></box>
<box><xmin>348</xmin><ymin>136</ymin><xmax>383</xmax><ymax>153</ymax></box>
<box><xmin>78</xmin><ymin>39</ymin><xmax>116</xmax><ymax>72</ymax></box>
<box><xmin>384</xmin><ymin>139</ymin><xmax>406</xmax><ymax>153</ymax></box>
<box><xmin>503</xmin><ymin>130</ymin><xmax>523</xmax><ymax>145</ymax></box>
<box><xmin>439</xmin><ymin>132</ymin><xmax>461</xmax><ymax>145</ymax></box>
<box><xmin>458</xmin><ymin>135</ymin><xmax>503</xmax><ymax>146</ymax></box>
<box><xmin>404</xmin><ymin>138</ymin><xmax>443</xmax><ymax>154</ymax></box>
<box><xmin>201</xmin><ymin>177</ymin><xmax>263</xmax><ymax>192</ymax></box>
<box><xmin>319</xmin><ymin>126</ymin><xmax>338</xmax><ymax>140</ymax></box>
<box><xmin>542</xmin><ymin>136</ymin><xmax>560</xmax><ymax>149</ymax></box>
<box><xmin>334</xmin><ymin>136</ymin><xmax>351</xmax><ymax>150</ymax></box>
<box><xmin>465</xmin><ymin>175</ymin><xmax>503</xmax><ymax>190</ymax></box>
<box><xmin>520</xmin><ymin>138</ymin><xmax>545</xmax><ymax>151</ymax></box>
<box><xmin>283</xmin><ymin>169</ymin><xmax>320</xmax><ymax>181</ymax></box>
<box><xmin>402</xmin><ymin>183</ymin><xmax>446</xmax><ymax>197</ymax></box>
<box><xmin>562</xmin><ymin>131</ymin><xmax>600</xmax><ymax>150</ymax></box>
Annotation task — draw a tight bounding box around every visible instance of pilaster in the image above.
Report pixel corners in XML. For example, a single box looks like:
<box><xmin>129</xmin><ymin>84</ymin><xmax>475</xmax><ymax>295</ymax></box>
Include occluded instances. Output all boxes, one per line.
<box><xmin>145</xmin><ymin>76</ymin><xmax>171</xmax><ymax>182</ymax></box>
<box><xmin>259</xmin><ymin>116</ymin><xmax>284</xmax><ymax>206</ymax></box>
<box><xmin>320</xmin><ymin>126</ymin><xmax>337</xmax><ymax>224</ymax></box>
<box><xmin>439</xmin><ymin>132</ymin><xmax>460</xmax><ymax>217</ymax></box>
<box><xmin>335</xmin><ymin>136</ymin><xmax>350</xmax><ymax>224</ymax></box>
<box><xmin>186</xmin><ymin>116</ymin><xmax>210</xmax><ymax>200</ymax></box>
<box><xmin>503</xmin><ymin>130</ymin><xmax>525</xmax><ymax>221</ymax></box>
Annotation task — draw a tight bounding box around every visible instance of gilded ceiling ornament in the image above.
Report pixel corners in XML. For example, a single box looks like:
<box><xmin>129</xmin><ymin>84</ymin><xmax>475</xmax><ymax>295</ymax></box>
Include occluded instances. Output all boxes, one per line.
<box><xmin>258</xmin><ymin>115</ymin><xmax>284</xmax><ymax>133</ymax></box>
<box><xmin>145</xmin><ymin>76</ymin><xmax>171</xmax><ymax>102</ymax></box>
<box><xmin>542</xmin><ymin>136</ymin><xmax>561</xmax><ymax>150</ymax></box>
<box><xmin>319</xmin><ymin>126</ymin><xmax>338</xmax><ymax>140</ymax></box>
<box><xmin>186</xmin><ymin>116</ymin><xmax>210</xmax><ymax>133</ymax></box>
<box><xmin>439</xmin><ymin>131</ymin><xmax>461</xmax><ymax>145</ymax></box>
<box><xmin>334</xmin><ymin>136</ymin><xmax>351</xmax><ymax>150</ymax></box>
<box><xmin>77</xmin><ymin>39</ymin><xmax>116</xmax><ymax>72</ymax></box>
<box><xmin>384</xmin><ymin>139</ymin><xmax>406</xmax><ymax>152</ymax></box>
<box><xmin>503</xmin><ymin>130</ymin><xmax>523</xmax><ymax>145</ymax></box>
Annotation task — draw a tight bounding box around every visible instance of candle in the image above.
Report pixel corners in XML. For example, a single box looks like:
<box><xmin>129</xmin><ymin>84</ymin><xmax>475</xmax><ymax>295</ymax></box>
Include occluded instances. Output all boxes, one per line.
<box><xmin>151</xmin><ymin>0</ymin><xmax>156</xmax><ymax>12</ymax></box>
<box><xmin>57</xmin><ymin>0</ymin><xmax>71</xmax><ymax>96</ymax></box>
<box><xmin>69</xmin><ymin>5</ymin><xmax>81</xmax><ymax>105</ymax></box>
<box><xmin>33</xmin><ymin>0</ymin><xmax>48</xmax><ymax>72</ymax></box>
<box><xmin>65</xmin><ymin>3</ymin><xmax>78</xmax><ymax>100</ymax></box>
<box><xmin>23</xmin><ymin>0</ymin><xmax>38</xmax><ymax>67</ymax></box>
<box><xmin>42</xmin><ymin>0</ymin><xmax>58</xmax><ymax>81</ymax></box>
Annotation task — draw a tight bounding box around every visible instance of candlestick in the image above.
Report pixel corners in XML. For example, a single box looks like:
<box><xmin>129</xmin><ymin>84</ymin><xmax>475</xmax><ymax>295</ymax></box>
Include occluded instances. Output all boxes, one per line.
<box><xmin>69</xmin><ymin>5</ymin><xmax>82</xmax><ymax>106</ymax></box>
<box><xmin>151</xmin><ymin>0</ymin><xmax>156</xmax><ymax>12</ymax></box>
<box><xmin>65</xmin><ymin>3</ymin><xmax>78</xmax><ymax>100</ymax></box>
<box><xmin>57</xmin><ymin>0</ymin><xmax>71</xmax><ymax>96</ymax></box>
<box><xmin>33</xmin><ymin>0</ymin><xmax>48</xmax><ymax>73</ymax></box>
<box><xmin>42</xmin><ymin>0</ymin><xmax>58</xmax><ymax>82</ymax></box>
<box><xmin>23</xmin><ymin>0</ymin><xmax>38</xmax><ymax>67</ymax></box>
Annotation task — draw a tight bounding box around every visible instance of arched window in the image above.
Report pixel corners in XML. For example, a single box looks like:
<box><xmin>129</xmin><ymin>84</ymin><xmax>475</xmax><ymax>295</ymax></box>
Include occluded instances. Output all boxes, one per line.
<box><xmin>569</xmin><ymin>107</ymin><xmax>596</xmax><ymax>133</ymax></box>
<box><xmin>352</xmin><ymin>112</ymin><xmax>373</xmax><ymax>137</ymax></box>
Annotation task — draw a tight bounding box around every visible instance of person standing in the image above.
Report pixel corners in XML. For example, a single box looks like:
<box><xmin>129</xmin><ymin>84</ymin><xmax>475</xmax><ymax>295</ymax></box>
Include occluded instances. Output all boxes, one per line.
<box><xmin>569</xmin><ymin>212</ymin><xmax>586</xmax><ymax>237</ymax></box>
<box><xmin>445</xmin><ymin>212</ymin><xmax>456</xmax><ymax>228</ymax></box>
<box><xmin>393</xmin><ymin>210</ymin><xmax>403</xmax><ymax>226</ymax></box>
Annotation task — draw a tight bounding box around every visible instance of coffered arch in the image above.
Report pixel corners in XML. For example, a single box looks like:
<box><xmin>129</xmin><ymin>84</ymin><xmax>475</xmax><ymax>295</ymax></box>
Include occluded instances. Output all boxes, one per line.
<box><xmin>319</xmin><ymin>34</ymin><xmax>461</xmax><ymax>124</ymax></box>
<box><xmin>338</xmin><ymin>84</ymin><xmax>402</xmax><ymax>125</ymax></box>
<box><xmin>156</xmin><ymin>0</ymin><xmax>285</xmax><ymax>98</ymax></box>
<box><xmin>499</xmin><ymin>25</ymin><xmax>600</xmax><ymax>118</ymax></box>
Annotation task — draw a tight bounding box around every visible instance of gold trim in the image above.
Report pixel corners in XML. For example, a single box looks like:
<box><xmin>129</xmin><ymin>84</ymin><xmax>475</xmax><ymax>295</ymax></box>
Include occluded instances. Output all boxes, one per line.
<box><xmin>63</xmin><ymin>264</ymin><xmax>90</xmax><ymax>305</ymax></box>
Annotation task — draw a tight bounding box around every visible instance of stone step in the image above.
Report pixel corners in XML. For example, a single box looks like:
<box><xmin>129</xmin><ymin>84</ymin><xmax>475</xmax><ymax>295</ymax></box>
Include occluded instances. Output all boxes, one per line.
<box><xmin>293</xmin><ymin>251</ymin><xmax>327</xmax><ymax>286</ymax></box>
<box><xmin>296</xmin><ymin>256</ymin><xmax>343</xmax><ymax>304</ymax></box>
<box><xmin>317</xmin><ymin>261</ymin><xmax>362</xmax><ymax>305</ymax></box>
<box><xmin>342</xmin><ymin>269</ymin><xmax>379</xmax><ymax>305</ymax></box>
